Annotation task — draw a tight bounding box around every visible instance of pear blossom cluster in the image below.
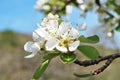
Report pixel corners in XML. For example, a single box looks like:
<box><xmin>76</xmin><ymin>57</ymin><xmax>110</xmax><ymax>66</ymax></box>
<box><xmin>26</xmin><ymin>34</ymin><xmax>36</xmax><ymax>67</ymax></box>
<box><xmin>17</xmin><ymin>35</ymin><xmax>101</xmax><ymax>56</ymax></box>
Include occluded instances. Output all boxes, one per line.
<box><xmin>34</xmin><ymin>0</ymin><xmax>87</xmax><ymax>14</ymax></box>
<box><xmin>34</xmin><ymin>0</ymin><xmax>49</xmax><ymax>11</ymax></box>
<box><xmin>24</xmin><ymin>13</ymin><xmax>86</xmax><ymax>58</ymax></box>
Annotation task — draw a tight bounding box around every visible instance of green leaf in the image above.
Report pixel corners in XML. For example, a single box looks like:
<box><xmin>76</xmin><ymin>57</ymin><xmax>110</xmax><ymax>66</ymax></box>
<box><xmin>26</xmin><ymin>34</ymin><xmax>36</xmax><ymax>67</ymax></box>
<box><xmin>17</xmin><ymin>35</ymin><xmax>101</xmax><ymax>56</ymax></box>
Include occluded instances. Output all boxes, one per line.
<box><xmin>74</xmin><ymin>72</ymin><xmax>92</xmax><ymax>78</ymax></box>
<box><xmin>78</xmin><ymin>35</ymin><xmax>99</xmax><ymax>43</ymax></box>
<box><xmin>32</xmin><ymin>59</ymin><xmax>51</xmax><ymax>80</ymax></box>
<box><xmin>78</xmin><ymin>45</ymin><xmax>99</xmax><ymax>59</ymax></box>
<box><xmin>43</xmin><ymin>53</ymin><xmax>60</xmax><ymax>60</ymax></box>
<box><xmin>115</xmin><ymin>25</ymin><xmax>120</xmax><ymax>32</ymax></box>
<box><xmin>60</xmin><ymin>53</ymin><xmax>76</xmax><ymax>64</ymax></box>
<box><xmin>50</xmin><ymin>0</ymin><xmax>56</xmax><ymax>5</ymax></box>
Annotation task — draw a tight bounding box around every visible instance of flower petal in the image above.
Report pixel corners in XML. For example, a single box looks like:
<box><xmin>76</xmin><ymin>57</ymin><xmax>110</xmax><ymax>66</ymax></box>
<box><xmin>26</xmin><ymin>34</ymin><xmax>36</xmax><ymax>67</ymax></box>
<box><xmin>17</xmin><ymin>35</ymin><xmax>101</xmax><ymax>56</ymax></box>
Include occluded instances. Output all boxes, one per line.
<box><xmin>33</xmin><ymin>32</ymin><xmax>45</xmax><ymax>42</ymax></box>
<box><xmin>24</xmin><ymin>52</ymin><xmax>37</xmax><ymax>58</ymax></box>
<box><xmin>77</xmin><ymin>22</ymin><xmax>87</xmax><ymax>31</ymax></box>
<box><xmin>33</xmin><ymin>32</ymin><xmax>40</xmax><ymax>41</ymax></box>
<box><xmin>35</xmin><ymin>27</ymin><xmax>50</xmax><ymax>40</ymax></box>
<box><xmin>76</xmin><ymin>0</ymin><xmax>84</xmax><ymax>4</ymax></box>
<box><xmin>45</xmin><ymin>38</ymin><xmax>60</xmax><ymax>51</ymax></box>
<box><xmin>47</xmin><ymin>20</ymin><xmax>58</xmax><ymax>32</ymax></box>
<box><xmin>69</xmin><ymin>41</ymin><xmax>80</xmax><ymax>51</ymax></box>
<box><xmin>24</xmin><ymin>41</ymin><xmax>34</xmax><ymax>52</ymax></box>
<box><xmin>31</xmin><ymin>42</ymin><xmax>40</xmax><ymax>52</ymax></box>
<box><xmin>56</xmin><ymin>45</ymin><xmax>68</xmax><ymax>52</ymax></box>
<box><xmin>57</xmin><ymin>22</ymin><xmax>71</xmax><ymax>37</ymax></box>
<box><xmin>69</xmin><ymin>28</ymin><xmax>80</xmax><ymax>39</ymax></box>
<box><xmin>47</xmin><ymin>13</ymin><xmax>55</xmax><ymax>19</ymax></box>
<box><xmin>66</xmin><ymin>5</ymin><xmax>73</xmax><ymax>14</ymax></box>
<box><xmin>79</xmin><ymin>4</ymin><xmax>87</xmax><ymax>11</ymax></box>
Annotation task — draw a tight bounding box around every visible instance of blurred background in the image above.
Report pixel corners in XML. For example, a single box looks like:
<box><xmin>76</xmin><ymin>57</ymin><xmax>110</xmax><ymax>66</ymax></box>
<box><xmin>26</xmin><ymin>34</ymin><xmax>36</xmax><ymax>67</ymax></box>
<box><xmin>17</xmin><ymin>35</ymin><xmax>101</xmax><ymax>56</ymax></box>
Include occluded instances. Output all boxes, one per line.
<box><xmin>0</xmin><ymin>0</ymin><xmax>120</xmax><ymax>80</ymax></box>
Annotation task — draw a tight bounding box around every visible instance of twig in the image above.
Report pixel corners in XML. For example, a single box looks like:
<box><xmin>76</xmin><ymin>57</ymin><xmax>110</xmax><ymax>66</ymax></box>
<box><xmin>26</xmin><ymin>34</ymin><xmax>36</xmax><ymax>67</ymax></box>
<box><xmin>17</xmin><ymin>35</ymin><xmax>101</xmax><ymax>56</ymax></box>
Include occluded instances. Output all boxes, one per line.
<box><xmin>74</xmin><ymin>53</ymin><xmax>120</xmax><ymax>75</ymax></box>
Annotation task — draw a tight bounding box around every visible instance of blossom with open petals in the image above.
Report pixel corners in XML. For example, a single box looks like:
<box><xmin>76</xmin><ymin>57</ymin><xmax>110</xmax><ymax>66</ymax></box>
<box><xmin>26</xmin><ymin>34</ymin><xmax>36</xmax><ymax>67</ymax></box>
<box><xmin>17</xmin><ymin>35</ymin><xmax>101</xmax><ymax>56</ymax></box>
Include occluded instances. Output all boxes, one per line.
<box><xmin>24</xmin><ymin>13</ymin><xmax>86</xmax><ymax>58</ymax></box>
<box><xmin>24</xmin><ymin>32</ymin><xmax>45</xmax><ymax>58</ymax></box>
<box><xmin>34</xmin><ymin>0</ymin><xmax>49</xmax><ymax>11</ymax></box>
<box><xmin>56</xmin><ymin>22</ymin><xmax>80</xmax><ymax>52</ymax></box>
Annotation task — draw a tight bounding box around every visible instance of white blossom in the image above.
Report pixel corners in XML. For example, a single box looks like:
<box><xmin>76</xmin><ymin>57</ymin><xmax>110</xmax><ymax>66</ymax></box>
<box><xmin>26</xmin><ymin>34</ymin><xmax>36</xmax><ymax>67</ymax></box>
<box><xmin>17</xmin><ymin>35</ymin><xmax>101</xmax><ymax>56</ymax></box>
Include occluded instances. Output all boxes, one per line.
<box><xmin>66</xmin><ymin>5</ymin><xmax>73</xmax><ymax>14</ymax></box>
<box><xmin>107</xmin><ymin>31</ymin><xmax>113</xmax><ymax>37</ymax></box>
<box><xmin>24</xmin><ymin>32</ymin><xmax>45</xmax><ymax>58</ymax></box>
<box><xmin>76</xmin><ymin>22</ymin><xmax>87</xmax><ymax>31</ymax></box>
<box><xmin>55</xmin><ymin>22</ymin><xmax>80</xmax><ymax>52</ymax></box>
<box><xmin>79</xmin><ymin>4</ymin><xmax>87</xmax><ymax>11</ymax></box>
<box><xmin>34</xmin><ymin>0</ymin><xmax>49</xmax><ymax>11</ymax></box>
<box><xmin>76</xmin><ymin>0</ymin><xmax>84</xmax><ymax>4</ymax></box>
<box><xmin>24</xmin><ymin>13</ymin><xmax>84</xmax><ymax>57</ymax></box>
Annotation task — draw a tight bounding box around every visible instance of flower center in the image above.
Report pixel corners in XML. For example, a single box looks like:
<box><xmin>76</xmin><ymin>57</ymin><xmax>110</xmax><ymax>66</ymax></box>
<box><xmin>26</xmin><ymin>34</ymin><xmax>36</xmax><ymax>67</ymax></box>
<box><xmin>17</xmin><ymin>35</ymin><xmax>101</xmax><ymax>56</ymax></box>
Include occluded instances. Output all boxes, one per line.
<box><xmin>59</xmin><ymin>35</ymin><xmax>74</xmax><ymax>48</ymax></box>
<box><xmin>50</xmin><ymin>32</ymin><xmax>57</xmax><ymax>37</ymax></box>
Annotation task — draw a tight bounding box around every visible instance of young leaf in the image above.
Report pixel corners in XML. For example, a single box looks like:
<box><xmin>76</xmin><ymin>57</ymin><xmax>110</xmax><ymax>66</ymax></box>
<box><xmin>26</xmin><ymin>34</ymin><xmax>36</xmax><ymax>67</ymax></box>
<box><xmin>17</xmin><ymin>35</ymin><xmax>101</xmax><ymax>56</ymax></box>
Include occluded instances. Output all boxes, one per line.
<box><xmin>115</xmin><ymin>25</ymin><xmax>120</xmax><ymax>32</ymax></box>
<box><xmin>78</xmin><ymin>35</ymin><xmax>99</xmax><ymax>43</ymax></box>
<box><xmin>74</xmin><ymin>72</ymin><xmax>92</xmax><ymax>78</ymax></box>
<box><xmin>43</xmin><ymin>53</ymin><xmax>60</xmax><ymax>60</ymax></box>
<box><xmin>60</xmin><ymin>53</ymin><xmax>76</xmax><ymax>64</ymax></box>
<box><xmin>78</xmin><ymin>45</ymin><xmax>99</xmax><ymax>59</ymax></box>
<box><xmin>32</xmin><ymin>59</ymin><xmax>51</xmax><ymax>80</ymax></box>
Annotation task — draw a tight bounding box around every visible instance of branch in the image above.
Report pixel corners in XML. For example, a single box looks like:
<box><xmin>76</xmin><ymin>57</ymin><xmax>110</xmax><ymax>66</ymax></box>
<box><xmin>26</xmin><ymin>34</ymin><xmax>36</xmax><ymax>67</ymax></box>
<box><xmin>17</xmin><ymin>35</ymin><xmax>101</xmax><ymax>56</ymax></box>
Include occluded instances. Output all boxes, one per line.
<box><xmin>74</xmin><ymin>53</ymin><xmax>120</xmax><ymax>75</ymax></box>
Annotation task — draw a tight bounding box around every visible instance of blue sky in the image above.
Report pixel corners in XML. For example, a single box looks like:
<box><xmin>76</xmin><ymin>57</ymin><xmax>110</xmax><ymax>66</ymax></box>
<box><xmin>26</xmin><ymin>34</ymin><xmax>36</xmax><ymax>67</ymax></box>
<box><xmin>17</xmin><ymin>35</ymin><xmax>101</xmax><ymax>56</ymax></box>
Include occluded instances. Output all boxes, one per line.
<box><xmin>0</xmin><ymin>0</ymin><xmax>44</xmax><ymax>33</ymax></box>
<box><xmin>0</xmin><ymin>0</ymin><xmax>99</xmax><ymax>34</ymax></box>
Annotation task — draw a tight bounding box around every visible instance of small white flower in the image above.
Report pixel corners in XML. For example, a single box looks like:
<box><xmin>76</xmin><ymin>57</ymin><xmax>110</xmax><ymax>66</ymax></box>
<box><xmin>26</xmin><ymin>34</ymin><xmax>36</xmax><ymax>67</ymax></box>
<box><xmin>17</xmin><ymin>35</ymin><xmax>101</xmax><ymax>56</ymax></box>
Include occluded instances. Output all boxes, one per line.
<box><xmin>42</xmin><ymin>5</ymin><xmax>50</xmax><ymax>10</ymax></box>
<box><xmin>24</xmin><ymin>32</ymin><xmax>45</xmax><ymax>58</ymax></box>
<box><xmin>76</xmin><ymin>0</ymin><xmax>84</xmax><ymax>4</ymax></box>
<box><xmin>56</xmin><ymin>22</ymin><xmax>80</xmax><ymax>52</ymax></box>
<box><xmin>76</xmin><ymin>0</ymin><xmax>87</xmax><ymax>12</ymax></box>
<box><xmin>76</xmin><ymin>22</ymin><xmax>87</xmax><ymax>31</ymax></box>
<box><xmin>34</xmin><ymin>0</ymin><xmax>49</xmax><ymax>11</ymax></box>
<box><xmin>107</xmin><ymin>31</ymin><xmax>113</xmax><ymax>37</ymax></box>
<box><xmin>79</xmin><ymin>4</ymin><xmax>87</xmax><ymax>11</ymax></box>
<box><xmin>41</xmin><ymin>13</ymin><xmax>59</xmax><ymax>33</ymax></box>
<box><xmin>66</xmin><ymin>5</ymin><xmax>73</xmax><ymax>14</ymax></box>
<box><xmin>24</xmin><ymin>41</ymin><xmax>40</xmax><ymax>58</ymax></box>
<box><xmin>107</xmin><ymin>32</ymin><xmax>112</xmax><ymax>37</ymax></box>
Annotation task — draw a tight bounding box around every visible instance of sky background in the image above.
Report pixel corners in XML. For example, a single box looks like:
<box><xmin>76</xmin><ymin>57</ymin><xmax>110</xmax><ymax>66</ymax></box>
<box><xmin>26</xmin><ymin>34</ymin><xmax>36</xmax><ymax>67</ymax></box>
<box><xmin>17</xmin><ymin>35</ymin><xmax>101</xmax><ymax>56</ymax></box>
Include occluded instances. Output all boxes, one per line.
<box><xmin>0</xmin><ymin>0</ymin><xmax>99</xmax><ymax>34</ymax></box>
<box><xmin>0</xmin><ymin>0</ymin><xmax>44</xmax><ymax>33</ymax></box>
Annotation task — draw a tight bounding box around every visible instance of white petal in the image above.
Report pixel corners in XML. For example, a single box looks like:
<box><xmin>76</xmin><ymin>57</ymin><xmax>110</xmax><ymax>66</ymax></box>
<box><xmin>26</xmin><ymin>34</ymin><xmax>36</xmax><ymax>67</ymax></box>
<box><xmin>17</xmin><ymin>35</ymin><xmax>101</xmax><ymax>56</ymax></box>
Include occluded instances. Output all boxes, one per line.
<box><xmin>69</xmin><ymin>28</ymin><xmax>80</xmax><ymax>39</ymax></box>
<box><xmin>24</xmin><ymin>52</ymin><xmax>37</xmax><ymax>58</ymax></box>
<box><xmin>24</xmin><ymin>41</ymin><xmax>34</xmax><ymax>52</ymax></box>
<box><xmin>77</xmin><ymin>22</ymin><xmax>87</xmax><ymax>31</ymax></box>
<box><xmin>69</xmin><ymin>41</ymin><xmax>80</xmax><ymax>51</ymax></box>
<box><xmin>31</xmin><ymin>42</ymin><xmax>40</xmax><ymax>52</ymax></box>
<box><xmin>47</xmin><ymin>20</ymin><xmax>58</xmax><ymax>32</ymax></box>
<box><xmin>42</xmin><ymin>5</ymin><xmax>50</xmax><ymax>10</ymax></box>
<box><xmin>56</xmin><ymin>45</ymin><xmax>68</xmax><ymax>52</ymax></box>
<box><xmin>107</xmin><ymin>32</ymin><xmax>113</xmax><ymax>37</ymax></box>
<box><xmin>47</xmin><ymin>13</ymin><xmax>55</xmax><ymax>18</ymax></box>
<box><xmin>66</xmin><ymin>5</ymin><xmax>73</xmax><ymax>14</ymax></box>
<box><xmin>57</xmin><ymin>22</ymin><xmax>71</xmax><ymax>37</ymax></box>
<box><xmin>33</xmin><ymin>32</ymin><xmax>45</xmax><ymax>42</ymax></box>
<box><xmin>33</xmin><ymin>32</ymin><xmax>39</xmax><ymax>41</ymax></box>
<box><xmin>45</xmin><ymin>38</ymin><xmax>59</xmax><ymax>51</ymax></box>
<box><xmin>79</xmin><ymin>4</ymin><xmax>87</xmax><ymax>11</ymax></box>
<box><xmin>35</xmin><ymin>27</ymin><xmax>50</xmax><ymax>40</ymax></box>
<box><xmin>76</xmin><ymin>0</ymin><xmax>84</xmax><ymax>4</ymax></box>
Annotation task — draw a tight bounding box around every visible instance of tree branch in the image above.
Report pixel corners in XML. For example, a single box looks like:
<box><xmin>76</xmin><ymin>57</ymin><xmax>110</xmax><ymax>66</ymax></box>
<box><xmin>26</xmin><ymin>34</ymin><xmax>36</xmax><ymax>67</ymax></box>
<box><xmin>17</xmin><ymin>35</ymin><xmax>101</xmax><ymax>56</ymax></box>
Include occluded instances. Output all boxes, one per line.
<box><xmin>74</xmin><ymin>53</ymin><xmax>120</xmax><ymax>75</ymax></box>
